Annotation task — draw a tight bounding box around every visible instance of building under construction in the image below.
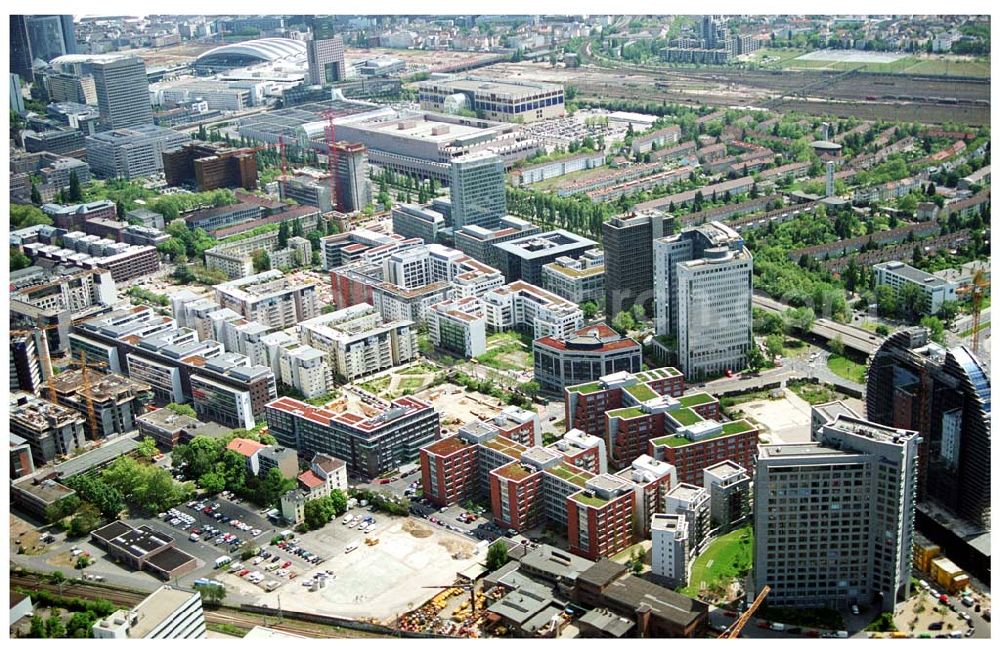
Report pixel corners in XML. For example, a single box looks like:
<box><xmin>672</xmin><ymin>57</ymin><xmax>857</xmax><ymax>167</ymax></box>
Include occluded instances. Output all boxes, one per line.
<box><xmin>9</xmin><ymin>393</ymin><xmax>87</xmax><ymax>466</ymax></box>
<box><xmin>48</xmin><ymin>369</ymin><xmax>153</xmax><ymax>440</ymax></box>
<box><xmin>162</xmin><ymin>141</ymin><xmax>259</xmax><ymax>191</ymax></box>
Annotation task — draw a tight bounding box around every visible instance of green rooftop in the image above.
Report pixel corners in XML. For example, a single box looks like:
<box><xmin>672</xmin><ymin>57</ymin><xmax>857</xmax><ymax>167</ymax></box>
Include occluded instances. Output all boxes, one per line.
<box><xmin>608</xmin><ymin>406</ymin><xmax>646</xmax><ymax>419</ymax></box>
<box><xmin>568</xmin><ymin>381</ymin><xmax>604</xmax><ymax>394</ymax></box>
<box><xmin>634</xmin><ymin>367</ymin><xmax>681</xmax><ymax>382</ymax></box>
<box><xmin>678</xmin><ymin>393</ymin><xmax>715</xmax><ymax>408</ymax></box>
<box><xmin>624</xmin><ymin>383</ymin><xmax>659</xmax><ymax>402</ymax></box>
<box><xmin>546</xmin><ymin>463</ymin><xmax>595</xmax><ymax>487</ymax></box>
<box><xmin>570</xmin><ymin>491</ymin><xmax>609</xmax><ymax>508</ymax></box>
<box><xmin>667</xmin><ymin>407</ymin><xmax>702</xmax><ymax>426</ymax></box>
<box><xmin>721</xmin><ymin>420</ymin><xmax>756</xmax><ymax>436</ymax></box>
<box><xmin>495</xmin><ymin>462</ymin><xmax>537</xmax><ymax>481</ymax></box>
<box><xmin>651</xmin><ymin>419</ymin><xmax>757</xmax><ymax>448</ymax></box>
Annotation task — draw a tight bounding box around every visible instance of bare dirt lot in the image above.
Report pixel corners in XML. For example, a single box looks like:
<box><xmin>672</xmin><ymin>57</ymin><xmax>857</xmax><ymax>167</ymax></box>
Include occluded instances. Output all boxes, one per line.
<box><xmin>730</xmin><ymin>391</ymin><xmax>814</xmax><ymax>445</ymax></box>
<box><xmin>222</xmin><ymin>513</ymin><xmax>485</xmax><ymax>623</ymax></box>
<box><xmin>413</xmin><ymin>383</ymin><xmax>508</xmax><ymax>430</ymax></box>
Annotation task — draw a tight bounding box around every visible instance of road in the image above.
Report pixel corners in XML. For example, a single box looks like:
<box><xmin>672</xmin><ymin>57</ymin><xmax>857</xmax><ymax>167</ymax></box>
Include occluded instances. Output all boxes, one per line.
<box><xmin>753</xmin><ymin>294</ymin><xmax>884</xmax><ymax>356</ymax></box>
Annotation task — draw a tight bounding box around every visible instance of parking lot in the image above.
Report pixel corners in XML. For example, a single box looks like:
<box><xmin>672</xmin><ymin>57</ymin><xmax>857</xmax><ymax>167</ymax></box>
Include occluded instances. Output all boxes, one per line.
<box><xmin>127</xmin><ymin>493</ymin><xmax>278</xmax><ymax>581</ymax></box>
<box><xmin>421</xmin><ymin>502</ymin><xmax>505</xmax><ymax>543</ymax></box>
<box><xmin>219</xmin><ymin>510</ymin><xmax>487</xmax><ymax>622</ymax></box>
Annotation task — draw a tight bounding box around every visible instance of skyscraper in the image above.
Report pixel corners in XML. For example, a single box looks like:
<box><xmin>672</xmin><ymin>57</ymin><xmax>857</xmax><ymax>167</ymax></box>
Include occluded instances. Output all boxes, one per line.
<box><xmin>602</xmin><ymin>210</ymin><xmax>672</xmax><ymax>317</ymax></box>
<box><xmin>91</xmin><ymin>55</ymin><xmax>153</xmax><ymax>130</ymax></box>
<box><xmin>24</xmin><ymin>15</ymin><xmax>77</xmax><ymax>64</ymax></box>
<box><xmin>866</xmin><ymin>327</ymin><xmax>991</xmax><ymax>529</ymax></box>
<box><xmin>332</xmin><ymin>142</ymin><xmax>371</xmax><ymax>212</ymax></box>
<box><xmin>753</xmin><ymin>414</ymin><xmax>920</xmax><ymax>611</ymax></box>
<box><xmin>307</xmin><ymin>35</ymin><xmax>346</xmax><ymax>86</ymax></box>
<box><xmin>653</xmin><ymin>221</ymin><xmax>753</xmax><ymax>380</ymax></box>
<box><xmin>449</xmin><ymin>151</ymin><xmax>506</xmax><ymax>231</ymax></box>
<box><xmin>10</xmin><ymin>16</ymin><xmax>34</xmax><ymax>81</ymax></box>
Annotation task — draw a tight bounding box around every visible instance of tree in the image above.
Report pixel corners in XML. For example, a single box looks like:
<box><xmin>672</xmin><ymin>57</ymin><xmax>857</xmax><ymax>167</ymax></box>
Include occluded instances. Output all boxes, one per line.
<box><xmin>303</xmin><ymin>496</ymin><xmax>336</xmax><ymax>530</ymax></box>
<box><xmin>11</xmin><ymin>204</ymin><xmax>53</xmax><ymax>229</ymax></box>
<box><xmin>329</xmin><ymin>489</ymin><xmax>348</xmax><ymax>516</ymax></box>
<box><xmin>920</xmin><ymin>315</ymin><xmax>946</xmax><ymax>344</ymax></box>
<box><xmin>136</xmin><ymin>437</ymin><xmax>159</xmax><ymax>460</ymax></box>
<box><xmin>612</xmin><ymin>310</ymin><xmax>636</xmax><ymax>335</ymax></box>
<box><xmin>198</xmin><ymin>584</ymin><xmax>226</xmax><ymax>607</ymax></box>
<box><xmin>199</xmin><ymin>471</ymin><xmax>226</xmax><ymax>495</ymax></box>
<box><xmin>68</xmin><ymin>170</ymin><xmax>83</xmax><ymax>202</ymax></box>
<box><xmin>66</xmin><ymin>611</ymin><xmax>96</xmax><ymax>638</ymax></box>
<box><xmin>629</xmin><ymin>547</ymin><xmax>644</xmax><ymax>574</ymax></box>
<box><xmin>45</xmin><ymin>494</ymin><xmax>80</xmax><ymax>524</ymax></box>
<box><xmin>829</xmin><ymin>335</ymin><xmax>845</xmax><ymax>356</ymax></box>
<box><xmin>580</xmin><ymin>300</ymin><xmax>599</xmax><ymax>320</ymax></box>
<box><xmin>519</xmin><ymin>381</ymin><xmax>541</xmax><ymax>397</ymax></box>
<box><xmin>46</xmin><ymin>610</ymin><xmax>66</xmax><ymax>638</ymax></box>
<box><xmin>486</xmin><ymin>540</ymin><xmax>509</xmax><ymax>571</ymax></box>
<box><xmin>783</xmin><ymin>306</ymin><xmax>815</xmax><ymax>334</ymax></box>
<box><xmin>29</xmin><ymin>614</ymin><xmax>46</xmax><ymax>638</ymax></box>
<box><xmin>30</xmin><ymin>182</ymin><xmax>42</xmax><ymax>205</ymax></box>
<box><xmin>745</xmin><ymin>343</ymin><xmax>766</xmax><ymax>373</ymax></box>
<box><xmin>875</xmin><ymin>284</ymin><xmax>897</xmax><ymax>318</ymax></box>
<box><xmin>251</xmin><ymin>249</ymin><xmax>271</xmax><ymax>273</ymax></box>
<box><xmin>166</xmin><ymin>402</ymin><xmax>197</xmax><ymax>418</ymax></box>
<box><xmin>10</xmin><ymin>246</ymin><xmax>31</xmax><ymax>271</ymax></box>
<box><xmin>278</xmin><ymin>220</ymin><xmax>290</xmax><ymax>248</ymax></box>
<box><xmin>67</xmin><ymin>503</ymin><xmax>102</xmax><ymax>538</ymax></box>
<box><xmin>631</xmin><ymin>303</ymin><xmax>647</xmax><ymax>323</ymax></box>
<box><xmin>765</xmin><ymin>334</ymin><xmax>784</xmax><ymax>361</ymax></box>
<box><xmin>936</xmin><ymin>300</ymin><xmax>960</xmax><ymax>327</ymax></box>
<box><xmin>257</xmin><ymin>468</ymin><xmax>294</xmax><ymax>508</ymax></box>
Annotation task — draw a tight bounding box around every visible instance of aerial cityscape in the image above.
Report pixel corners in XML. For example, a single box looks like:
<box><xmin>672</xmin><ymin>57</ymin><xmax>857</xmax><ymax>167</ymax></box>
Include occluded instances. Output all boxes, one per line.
<box><xmin>6</xmin><ymin>11</ymin><xmax>992</xmax><ymax>642</ymax></box>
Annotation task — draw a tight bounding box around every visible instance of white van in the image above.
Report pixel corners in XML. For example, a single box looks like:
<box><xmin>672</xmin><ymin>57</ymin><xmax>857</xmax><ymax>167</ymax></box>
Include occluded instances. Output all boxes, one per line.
<box><xmin>345</xmin><ymin>543</ymin><xmax>358</xmax><ymax>554</ymax></box>
<box><xmin>342</xmin><ymin>514</ymin><xmax>355</xmax><ymax>525</ymax></box>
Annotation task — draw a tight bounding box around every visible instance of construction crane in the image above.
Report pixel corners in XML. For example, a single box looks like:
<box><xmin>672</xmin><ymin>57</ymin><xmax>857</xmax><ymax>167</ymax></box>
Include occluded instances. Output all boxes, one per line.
<box><xmin>718</xmin><ymin>585</ymin><xmax>770</xmax><ymax>639</ymax></box>
<box><xmin>970</xmin><ymin>269</ymin><xmax>990</xmax><ymax>355</ymax></box>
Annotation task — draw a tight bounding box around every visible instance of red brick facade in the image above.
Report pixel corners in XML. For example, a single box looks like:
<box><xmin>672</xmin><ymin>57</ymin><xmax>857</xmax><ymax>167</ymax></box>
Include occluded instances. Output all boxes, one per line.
<box><xmin>567</xmin><ymin>492</ymin><xmax>636</xmax><ymax>560</ymax></box>
<box><xmin>650</xmin><ymin>428</ymin><xmax>758</xmax><ymax>486</ymax></box>
<box><xmin>419</xmin><ymin>437</ymin><xmax>478</xmax><ymax>507</ymax></box>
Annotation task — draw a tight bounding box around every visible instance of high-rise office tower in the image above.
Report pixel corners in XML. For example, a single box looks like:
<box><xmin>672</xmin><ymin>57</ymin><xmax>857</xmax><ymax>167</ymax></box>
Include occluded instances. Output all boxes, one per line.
<box><xmin>754</xmin><ymin>415</ymin><xmax>920</xmax><ymax>612</ymax></box>
<box><xmin>11</xmin><ymin>332</ymin><xmax>43</xmax><ymax>394</ymax></box>
<box><xmin>701</xmin><ymin>15</ymin><xmax>719</xmax><ymax>49</ymax></box>
<box><xmin>10</xmin><ymin>16</ymin><xmax>34</xmax><ymax>81</ymax></box>
<box><xmin>332</xmin><ymin>142</ymin><xmax>371</xmax><ymax>213</ymax></box>
<box><xmin>449</xmin><ymin>151</ymin><xmax>506</xmax><ymax>231</ymax></box>
<box><xmin>602</xmin><ymin>210</ymin><xmax>672</xmax><ymax>318</ymax></box>
<box><xmin>24</xmin><ymin>15</ymin><xmax>77</xmax><ymax>64</ymax></box>
<box><xmin>307</xmin><ymin>35</ymin><xmax>346</xmax><ymax>86</ymax></box>
<box><xmin>867</xmin><ymin>327</ymin><xmax>991</xmax><ymax>529</ymax></box>
<box><xmin>653</xmin><ymin>221</ymin><xmax>753</xmax><ymax>380</ymax></box>
<box><xmin>91</xmin><ymin>55</ymin><xmax>153</xmax><ymax>130</ymax></box>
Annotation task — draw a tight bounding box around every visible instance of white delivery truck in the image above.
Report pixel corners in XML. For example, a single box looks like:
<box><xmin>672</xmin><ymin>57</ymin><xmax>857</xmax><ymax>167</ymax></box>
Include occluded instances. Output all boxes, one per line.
<box><xmin>214</xmin><ymin>555</ymin><xmax>232</xmax><ymax>568</ymax></box>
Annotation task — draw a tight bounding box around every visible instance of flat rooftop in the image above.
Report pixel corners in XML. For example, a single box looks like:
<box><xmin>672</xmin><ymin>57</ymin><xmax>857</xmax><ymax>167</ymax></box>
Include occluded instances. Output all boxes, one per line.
<box><xmin>129</xmin><ymin>586</ymin><xmax>198</xmax><ymax>638</ymax></box>
<box><xmin>758</xmin><ymin>442</ymin><xmax>855</xmax><ymax>459</ymax></box>
<box><xmin>876</xmin><ymin>261</ymin><xmax>952</xmax><ymax>287</ymax></box>
<box><xmin>423</xmin><ymin>436</ymin><xmax>475</xmax><ymax>457</ymax></box>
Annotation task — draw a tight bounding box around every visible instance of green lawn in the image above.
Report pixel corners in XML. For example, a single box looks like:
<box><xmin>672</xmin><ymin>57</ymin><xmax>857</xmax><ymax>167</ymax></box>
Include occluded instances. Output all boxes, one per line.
<box><xmin>681</xmin><ymin>526</ymin><xmax>753</xmax><ymax>599</ymax></box>
<box><xmin>960</xmin><ymin>320</ymin><xmax>990</xmax><ymax>338</ymax></box>
<box><xmin>397</xmin><ymin>376</ymin><xmax>426</xmax><ymax>391</ymax></box>
<box><xmin>827</xmin><ymin>354</ymin><xmax>867</xmax><ymax>384</ymax></box>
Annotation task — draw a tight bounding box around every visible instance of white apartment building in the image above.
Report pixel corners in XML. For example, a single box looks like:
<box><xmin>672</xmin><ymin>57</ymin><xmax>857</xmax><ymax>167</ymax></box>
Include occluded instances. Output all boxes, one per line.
<box><xmin>482</xmin><ymin>281</ymin><xmax>584</xmax><ymax>340</ymax></box>
<box><xmin>654</xmin><ymin>221</ymin><xmax>753</xmax><ymax>380</ymax></box>
<box><xmin>93</xmin><ymin>586</ymin><xmax>205</xmax><ymax>639</ymax></box>
<box><xmin>427</xmin><ymin>296</ymin><xmax>488</xmax><ymax>358</ymax></box>
<box><xmin>651</xmin><ymin>513</ymin><xmax>690</xmax><ymax>587</ymax></box>
<box><xmin>278</xmin><ymin>344</ymin><xmax>334</xmax><ymax>399</ymax></box>
<box><xmin>214</xmin><ymin>270</ymin><xmax>319</xmax><ymax>330</ymax></box>
<box><xmin>299</xmin><ymin>303</ymin><xmax>417</xmax><ymax>381</ymax></box>
<box><xmin>873</xmin><ymin>260</ymin><xmax>958</xmax><ymax>316</ymax></box>
<box><xmin>541</xmin><ymin>249</ymin><xmax>605</xmax><ymax>305</ymax></box>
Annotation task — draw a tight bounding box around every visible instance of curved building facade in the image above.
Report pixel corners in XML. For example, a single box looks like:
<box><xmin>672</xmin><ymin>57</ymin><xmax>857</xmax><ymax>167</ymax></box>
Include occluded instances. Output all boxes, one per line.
<box><xmin>193</xmin><ymin>38</ymin><xmax>306</xmax><ymax>72</ymax></box>
<box><xmin>867</xmin><ymin>327</ymin><xmax>991</xmax><ymax>529</ymax></box>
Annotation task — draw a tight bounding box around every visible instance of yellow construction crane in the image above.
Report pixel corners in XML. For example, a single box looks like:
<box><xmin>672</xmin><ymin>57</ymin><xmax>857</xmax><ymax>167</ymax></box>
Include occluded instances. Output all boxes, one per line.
<box><xmin>970</xmin><ymin>269</ymin><xmax>990</xmax><ymax>355</ymax></box>
<box><xmin>13</xmin><ymin>322</ymin><xmax>107</xmax><ymax>437</ymax></box>
<box><xmin>718</xmin><ymin>585</ymin><xmax>770</xmax><ymax>639</ymax></box>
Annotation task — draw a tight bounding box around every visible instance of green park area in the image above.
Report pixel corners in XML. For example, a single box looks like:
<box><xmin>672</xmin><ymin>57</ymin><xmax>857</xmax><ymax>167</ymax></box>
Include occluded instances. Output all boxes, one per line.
<box><xmin>680</xmin><ymin>526</ymin><xmax>753</xmax><ymax>601</ymax></box>
<box><xmin>827</xmin><ymin>354</ymin><xmax>868</xmax><ymax>384</ymax></box>
<box><xmin>477</xmin><ymin>331</ymin><xmax>533</xmax><ymax>372</ymax></box>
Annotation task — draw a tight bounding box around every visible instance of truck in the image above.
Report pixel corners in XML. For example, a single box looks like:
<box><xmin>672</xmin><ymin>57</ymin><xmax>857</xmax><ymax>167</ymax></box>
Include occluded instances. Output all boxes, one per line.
<box><xmin>214</xmin><ymin>555</ymin><xmax>232</xmax><ymax>569</ymax></box>
<box><xmin>264</xmin><ymin>580</ymin><xmax>281</xmax><ymax>592</ymax></box>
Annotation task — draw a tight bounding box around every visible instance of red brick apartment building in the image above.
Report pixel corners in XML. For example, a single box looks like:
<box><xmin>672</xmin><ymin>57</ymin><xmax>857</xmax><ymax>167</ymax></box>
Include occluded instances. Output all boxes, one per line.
<box><xmin>567</xmin><ymin>475</ymin><xmax>636</xmax><ymax>560</ymax></box>
<box><xmin>649</xmin><ymin>419</ymin><xmax>758</xmax><ymax>486</ymax></box>
<box><xmin>564</xmin><ymin>367</ymin><xmax>686</xmax><ymax>438</ymax></box>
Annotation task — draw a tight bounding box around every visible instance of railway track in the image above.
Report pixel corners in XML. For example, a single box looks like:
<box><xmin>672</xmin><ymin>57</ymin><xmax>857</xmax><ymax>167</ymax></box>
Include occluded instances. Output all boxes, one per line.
<box><xmin>11</xmin><ymin>573</ymin><xmax>382</xmax><ymax>638</ymax></box>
